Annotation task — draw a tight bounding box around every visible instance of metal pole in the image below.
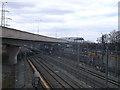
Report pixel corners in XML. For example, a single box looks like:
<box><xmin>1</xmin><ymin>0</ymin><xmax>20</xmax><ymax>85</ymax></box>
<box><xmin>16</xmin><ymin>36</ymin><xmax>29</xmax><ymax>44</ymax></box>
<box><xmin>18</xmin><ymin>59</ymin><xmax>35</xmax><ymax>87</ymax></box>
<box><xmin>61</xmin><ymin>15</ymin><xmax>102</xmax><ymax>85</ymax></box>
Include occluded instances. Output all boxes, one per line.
<box><xmin>77</xmin><ymin>42</ymin><xmax>80</xmax><ymax>65</ymax></box>
<box><xmin>1</xmin><ymin>2</ymin><xmax>7</xmax><ymax>27</ymax></box>
<box><xmin>37</xmin><ymin>22</ymin><xmax>39</xmax><ymax>34</ymax></box>
<box><xmin>115</xmin><ymin>46</ymin><xmax>118</xmax><ymax>77</ymax></box>
<box><xmin>1</xmin><ymin>2</ymin><xmax>4</xmax><ymax>26</ymax></box>
<box><xmin>105</xmin><ymin>46</ymin><xmax>108</xmax><ymax>88</ymax></box>
<box><xmin>102</xmin><ymin>34</ymin><xmax>105</xmax><ymax>73</ymax></box>
<box><xmin>36</xmin><ymin>19</ymin><xmax>41</xmax><ymax>34</ymax></box>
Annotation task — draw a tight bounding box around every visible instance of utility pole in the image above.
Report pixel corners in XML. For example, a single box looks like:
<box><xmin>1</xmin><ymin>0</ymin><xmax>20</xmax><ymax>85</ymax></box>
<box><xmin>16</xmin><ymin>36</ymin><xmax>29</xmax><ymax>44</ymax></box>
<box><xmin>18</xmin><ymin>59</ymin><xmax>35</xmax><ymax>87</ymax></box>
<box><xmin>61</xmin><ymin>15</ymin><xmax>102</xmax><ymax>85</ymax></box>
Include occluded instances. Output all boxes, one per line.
<box><xmin>102</xmin><ymin>34</ymin><xmax>109</xmax><ymax>88</ymax></box>
<box><xmin>105</xmin><ymin>46</ymin><xmax>108</xmax><ymax>88</ymax></box>
<box><xmin>77</xmin><ymin>41</ymin><xmax>80</xmax><ymax>65</ymax></box>
<box><xmin>115</xmin><ymin>46</ymin><xmax>118</xmax><ymax>77</ymax></box>
<box><xmin>101</xmin><ymin>34</ymin><xmax>106</xmax><ymax>70</ymax></box>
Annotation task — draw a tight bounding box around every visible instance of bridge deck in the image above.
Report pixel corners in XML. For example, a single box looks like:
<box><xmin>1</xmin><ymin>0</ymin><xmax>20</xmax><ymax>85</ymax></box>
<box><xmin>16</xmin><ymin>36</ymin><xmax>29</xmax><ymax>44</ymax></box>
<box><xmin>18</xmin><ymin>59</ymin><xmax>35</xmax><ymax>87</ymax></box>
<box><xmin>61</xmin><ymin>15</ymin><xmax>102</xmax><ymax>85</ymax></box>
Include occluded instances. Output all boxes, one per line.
<box><xmin>0</xmin><ymin>26</ymin><xmax>67</xmax><ymax>43</ymax></box>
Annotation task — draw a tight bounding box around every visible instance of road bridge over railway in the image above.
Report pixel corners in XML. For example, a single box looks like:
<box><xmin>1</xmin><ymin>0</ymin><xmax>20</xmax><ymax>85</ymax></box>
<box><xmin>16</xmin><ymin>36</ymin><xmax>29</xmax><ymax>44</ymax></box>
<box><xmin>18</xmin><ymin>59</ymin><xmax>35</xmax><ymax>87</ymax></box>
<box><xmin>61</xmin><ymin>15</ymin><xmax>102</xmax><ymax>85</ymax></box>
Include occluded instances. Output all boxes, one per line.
<box><xmin>0</xmin><ymin>26</ymin><xmax>67</xmax><ymax>64</ymax></box>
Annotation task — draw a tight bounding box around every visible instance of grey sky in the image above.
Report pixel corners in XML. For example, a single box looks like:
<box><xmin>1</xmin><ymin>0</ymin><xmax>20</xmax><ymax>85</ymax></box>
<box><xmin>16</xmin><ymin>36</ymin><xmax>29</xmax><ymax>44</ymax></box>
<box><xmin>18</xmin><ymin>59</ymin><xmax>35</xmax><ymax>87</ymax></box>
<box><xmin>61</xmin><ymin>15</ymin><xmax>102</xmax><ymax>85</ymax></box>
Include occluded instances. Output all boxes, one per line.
<box><xmin>0</xmin><ymin>0</ymin><xmax>119</xmax><ymax>42</ymax></box>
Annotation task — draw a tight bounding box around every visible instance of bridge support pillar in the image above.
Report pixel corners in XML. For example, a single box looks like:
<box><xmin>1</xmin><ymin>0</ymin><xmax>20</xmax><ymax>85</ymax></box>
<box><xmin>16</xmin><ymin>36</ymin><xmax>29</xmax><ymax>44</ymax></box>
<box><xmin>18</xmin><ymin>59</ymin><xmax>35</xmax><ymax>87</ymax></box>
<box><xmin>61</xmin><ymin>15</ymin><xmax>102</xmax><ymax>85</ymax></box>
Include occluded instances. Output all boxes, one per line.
<box><xmin>7</xmin><ymin>46</ymin><xmax>20</xmax><ymax>64</ymax></box>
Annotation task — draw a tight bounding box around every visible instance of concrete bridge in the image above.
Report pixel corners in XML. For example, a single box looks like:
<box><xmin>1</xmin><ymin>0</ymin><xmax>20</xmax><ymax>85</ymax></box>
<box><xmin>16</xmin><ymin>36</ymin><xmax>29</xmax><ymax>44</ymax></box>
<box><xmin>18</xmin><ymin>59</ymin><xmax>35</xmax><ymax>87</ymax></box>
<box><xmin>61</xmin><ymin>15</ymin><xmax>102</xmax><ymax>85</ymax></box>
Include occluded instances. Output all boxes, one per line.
<box><xmin>0</xmin><ymin>26</ymin><xmax>67</xmax><ymax>64</ymax></box>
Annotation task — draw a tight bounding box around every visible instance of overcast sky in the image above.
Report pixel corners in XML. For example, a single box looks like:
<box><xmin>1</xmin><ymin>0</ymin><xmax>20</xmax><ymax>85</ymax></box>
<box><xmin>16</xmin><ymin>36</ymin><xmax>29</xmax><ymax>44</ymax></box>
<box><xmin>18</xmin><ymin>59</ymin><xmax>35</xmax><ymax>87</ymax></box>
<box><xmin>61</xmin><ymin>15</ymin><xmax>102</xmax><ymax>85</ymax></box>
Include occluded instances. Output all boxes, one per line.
<box><xmin>1</xmin><ymin>0</ymin><xmax>119</xmax><ymax>42</ymax></box>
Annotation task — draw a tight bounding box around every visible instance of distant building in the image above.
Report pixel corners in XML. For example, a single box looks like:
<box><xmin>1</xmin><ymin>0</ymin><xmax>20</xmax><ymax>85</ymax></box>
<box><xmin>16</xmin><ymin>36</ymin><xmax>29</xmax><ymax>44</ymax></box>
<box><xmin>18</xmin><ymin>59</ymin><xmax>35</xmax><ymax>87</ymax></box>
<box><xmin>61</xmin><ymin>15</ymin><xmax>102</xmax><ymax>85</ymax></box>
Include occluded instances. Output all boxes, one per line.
<box><xmin>60</xmin><ymin>37</ymin><xmax>84</xmax><ymax>42</ymax></box>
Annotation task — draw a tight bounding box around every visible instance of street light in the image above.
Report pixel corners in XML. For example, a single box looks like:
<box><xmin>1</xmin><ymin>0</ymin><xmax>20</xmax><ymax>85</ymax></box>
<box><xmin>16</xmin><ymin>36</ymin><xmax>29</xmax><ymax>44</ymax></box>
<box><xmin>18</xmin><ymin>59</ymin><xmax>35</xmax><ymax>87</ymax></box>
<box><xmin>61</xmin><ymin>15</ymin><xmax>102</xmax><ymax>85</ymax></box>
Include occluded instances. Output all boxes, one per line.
<box><xmin>35</xmin><ymin>19</ymin><xmax>41</xmax><ymax>34</ymax></box>
<box><xmin>74</xmin><ymin>38</ymin><xmax>84</xmax><ymax>65</ymax></box>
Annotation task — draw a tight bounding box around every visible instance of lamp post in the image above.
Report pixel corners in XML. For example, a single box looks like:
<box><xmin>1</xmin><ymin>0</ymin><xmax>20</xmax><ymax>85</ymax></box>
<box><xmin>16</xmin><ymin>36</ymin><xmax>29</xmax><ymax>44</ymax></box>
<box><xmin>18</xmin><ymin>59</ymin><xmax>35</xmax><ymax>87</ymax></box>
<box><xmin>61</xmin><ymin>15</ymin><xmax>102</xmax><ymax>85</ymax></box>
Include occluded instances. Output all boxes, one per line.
<box><xmin>36</xmin><ymin>19</ymin><xmax>41</xmax><ymax>34</ymax></box>
<box><xmin>74</xmin><ymin>38</ymin><xmax>84</xmax><ymax>65</ymax></box>
<box><xmin>115</xmin><ymin>46</ymin><xmax>118</xmax><ymax>77</ymax></box>
<box><xmin>77</xmin><ymin>42</ymin><xmax>80</xmax><ymax>64</ymax></box>
<box><xmin>105</xmin><ymin>46</ymin><xmax>108</xmax><ymax>88</ymax></box>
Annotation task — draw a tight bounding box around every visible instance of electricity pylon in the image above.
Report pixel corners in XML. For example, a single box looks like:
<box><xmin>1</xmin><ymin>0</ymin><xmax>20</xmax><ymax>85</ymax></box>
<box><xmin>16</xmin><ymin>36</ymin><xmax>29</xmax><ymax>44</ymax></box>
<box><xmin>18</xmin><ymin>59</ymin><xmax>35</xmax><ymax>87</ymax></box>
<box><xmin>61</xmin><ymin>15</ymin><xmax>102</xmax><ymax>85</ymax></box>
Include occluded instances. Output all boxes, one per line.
<box><xmin>1</xmin><ymin>2</ymin><xmax>10</xmax><ymax>27</ymax></box>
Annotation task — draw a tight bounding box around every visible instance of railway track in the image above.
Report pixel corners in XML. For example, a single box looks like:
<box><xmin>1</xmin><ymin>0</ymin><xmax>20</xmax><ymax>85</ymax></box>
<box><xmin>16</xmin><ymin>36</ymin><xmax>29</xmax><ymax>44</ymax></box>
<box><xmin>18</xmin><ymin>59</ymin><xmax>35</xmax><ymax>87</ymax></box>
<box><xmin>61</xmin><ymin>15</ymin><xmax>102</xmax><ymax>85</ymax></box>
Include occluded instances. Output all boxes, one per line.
<box><xmin>39</xmin><ymin>55</ymin><xmax>120</xmax><ymax>88</ymax></box>
<box><xmin>37</xmin><ymin>55</ymin><xmax>104</xmax><ymax>88</ymax></box>
<box><xmin>27</xmin><ymin>59</ymin><xmax>51</xmax><ymax>89</ymax></box>
<box><xmin>34</xmin><ymin>56</ymin><xmax>90</xmax><ymax>88</ymax></box>
<box><xmin>56</xmin><ymin>56</ymin><xmax>120</xmax><ymax>87</ymax></box>
<box><xmin>49</xmin><ymin>55</ymin><xmax>120</xmax><ymax>87</ymax></box>
<box><xmin>34</xmin><ymin>57</ymin><xmax>77</xmax><ymax>89</ymax></box>
<box><xmin>78</xmin><ymin>65</ymin><xmax>120</xmax><ymax>87</ymax></box>
<box><xmin>28</xmin><ymin>56</ymin><xmax>80</xmax><ymax>89</ymax></box>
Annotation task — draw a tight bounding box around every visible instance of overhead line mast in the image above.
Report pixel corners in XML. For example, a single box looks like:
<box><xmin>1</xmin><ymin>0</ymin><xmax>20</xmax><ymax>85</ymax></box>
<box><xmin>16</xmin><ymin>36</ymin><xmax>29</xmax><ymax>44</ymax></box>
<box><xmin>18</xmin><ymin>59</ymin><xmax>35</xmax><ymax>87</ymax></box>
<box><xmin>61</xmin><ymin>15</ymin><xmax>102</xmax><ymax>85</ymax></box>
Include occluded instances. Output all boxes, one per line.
<box><xmin>1</xmin><ymin>2</ymin><xmax>11</xmax><ymax>27</ymax></box>
<box><xmin>1</xmin><ymin>2</ymin><xmax>7</xmax><ymax>26</ymax></box>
